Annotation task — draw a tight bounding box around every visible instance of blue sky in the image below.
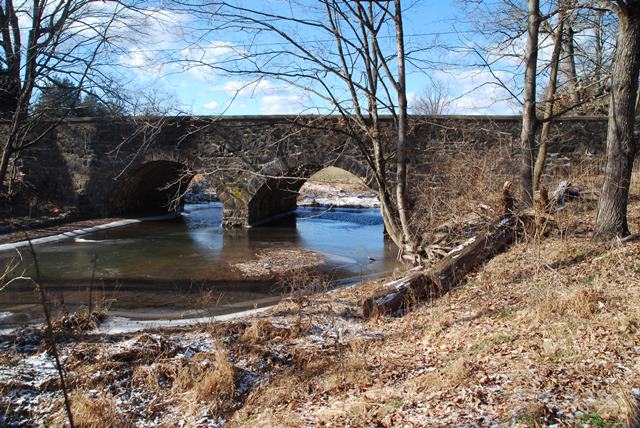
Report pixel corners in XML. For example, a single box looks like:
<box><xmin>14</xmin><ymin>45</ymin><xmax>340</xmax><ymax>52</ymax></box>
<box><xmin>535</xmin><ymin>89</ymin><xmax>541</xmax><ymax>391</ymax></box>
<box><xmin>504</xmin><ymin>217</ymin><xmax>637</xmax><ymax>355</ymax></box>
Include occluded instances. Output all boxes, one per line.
<box><xmin>115</xmin><ymin>1</ymin><xmax>523</xmax><ymax>116</ymax></box>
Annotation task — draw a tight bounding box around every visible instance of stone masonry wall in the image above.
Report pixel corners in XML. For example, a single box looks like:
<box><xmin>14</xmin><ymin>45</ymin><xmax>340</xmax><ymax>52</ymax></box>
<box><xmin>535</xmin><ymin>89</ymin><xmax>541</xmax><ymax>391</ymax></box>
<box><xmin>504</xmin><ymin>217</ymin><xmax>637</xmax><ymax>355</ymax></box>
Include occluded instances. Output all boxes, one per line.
<box><xmin>7</xmin><ymin>115</ymin><xmax>609</xmax><ymax>226</ymax></box>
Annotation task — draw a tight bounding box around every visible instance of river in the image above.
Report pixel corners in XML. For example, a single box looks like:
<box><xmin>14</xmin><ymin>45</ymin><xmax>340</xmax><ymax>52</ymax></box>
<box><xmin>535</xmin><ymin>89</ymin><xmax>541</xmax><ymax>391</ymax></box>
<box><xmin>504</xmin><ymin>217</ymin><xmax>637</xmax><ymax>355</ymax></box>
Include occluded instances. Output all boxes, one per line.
<box><xmin>0</xmin><ymin>203</ymin><xmax>398</xmax><ymax>330</ymax></box>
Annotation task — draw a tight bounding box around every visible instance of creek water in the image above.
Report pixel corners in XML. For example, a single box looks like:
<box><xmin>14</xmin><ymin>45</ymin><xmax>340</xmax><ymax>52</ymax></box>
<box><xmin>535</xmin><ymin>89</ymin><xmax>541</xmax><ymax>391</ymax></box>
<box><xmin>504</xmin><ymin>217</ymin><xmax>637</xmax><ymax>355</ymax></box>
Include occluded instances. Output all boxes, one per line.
<box><xmin>0</xmin><ymin>203</ymin><xmax>399</xmax><ymax>330</ymax></box>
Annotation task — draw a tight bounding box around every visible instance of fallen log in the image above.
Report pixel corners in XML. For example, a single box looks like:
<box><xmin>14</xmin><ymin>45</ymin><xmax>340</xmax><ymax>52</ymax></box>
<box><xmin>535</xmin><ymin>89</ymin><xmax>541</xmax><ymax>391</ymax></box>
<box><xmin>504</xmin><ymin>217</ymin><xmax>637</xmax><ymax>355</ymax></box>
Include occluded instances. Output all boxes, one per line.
<box><xmin>362</xmin><ymin>182</ymin><xmax>526</xmax><ymax>318</ymax></box>
<box><xmin>361</xmin><ymin>270</ymin><xmax>430</xmax><ymax>318</ymax></box>
<box><xmin>362</xmin><ymin>214</ymin><xmax>517</xmax><ymax>318</ymax></box>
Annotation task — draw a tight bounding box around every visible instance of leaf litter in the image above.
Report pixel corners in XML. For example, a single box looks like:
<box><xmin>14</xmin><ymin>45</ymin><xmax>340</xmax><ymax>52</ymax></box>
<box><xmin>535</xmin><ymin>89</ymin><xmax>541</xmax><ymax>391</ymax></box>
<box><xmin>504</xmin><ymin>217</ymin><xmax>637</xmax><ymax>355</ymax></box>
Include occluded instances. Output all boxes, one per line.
<box><xmin>0</xmin><ymin>181</ymin><xmax>639</xmax><ymax>426</ymax></box>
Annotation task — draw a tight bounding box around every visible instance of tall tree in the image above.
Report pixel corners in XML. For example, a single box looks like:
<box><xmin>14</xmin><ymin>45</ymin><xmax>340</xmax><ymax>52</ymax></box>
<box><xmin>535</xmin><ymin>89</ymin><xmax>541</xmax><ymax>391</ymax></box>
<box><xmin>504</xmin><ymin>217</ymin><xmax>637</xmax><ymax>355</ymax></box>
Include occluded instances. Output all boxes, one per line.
<box><xmin>519</xmin><ymin>0</ymin><xmax>541</xmax><ymax>205</ymax></box>
<box><xmin>593</xmin><ymin>0</ymin><xmax>640</xmax><ymax>241</ymax></box>
<box><xmin>391</xmin><ymin>0</ymin><xmax>415</xmax><ymax>252</ymax></box>
<box><xmin>562</xmin><ymin>23</ymin><xmax>581</xmax><ymax>104</ymax></box>
<box><xmin>0</xmin><ymin>0</ymin><xmax>133</xmax><ymax>191</ymax></box>
<box><xmin>33</xmin><ymin>79</ymin><xmax>82</xmax><ymax>117</ymax></box>
<box><xmin>533</xmin><ymin>5</ymin><xmax>565</xmax><ymax>191</ymax></box>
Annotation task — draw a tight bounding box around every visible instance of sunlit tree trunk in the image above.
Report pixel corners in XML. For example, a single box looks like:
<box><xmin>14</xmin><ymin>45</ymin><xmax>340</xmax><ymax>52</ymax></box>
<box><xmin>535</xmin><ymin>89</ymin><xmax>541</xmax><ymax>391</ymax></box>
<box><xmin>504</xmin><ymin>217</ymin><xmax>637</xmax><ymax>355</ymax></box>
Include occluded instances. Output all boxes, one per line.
<box><xmin>393</xmin><ymin>0</ymin><xmax>415</xmax><ymax>252</ymax></box>
<box><xmin>594</xmin><ymin>1</ymin><xmax>640</xmax><ymax>241</ymax></box>
<box><xmin>563</xmin><ymin>25</ymin><xmax>580</xmax><ymax>104</ymax></box>
<box><xmin>519</xmin><ymin>0</ymin><xmax>540</xmax><ymax>205</ymax></box>
<box><xmin>594</xmin><ymin>10</ymin><xmax>605</xmax><ymax>88</ymax></box>
<box><xmin>533</xmin><ymin>14</ymin><xmax>564</xmax><ymax>191</ymax></box>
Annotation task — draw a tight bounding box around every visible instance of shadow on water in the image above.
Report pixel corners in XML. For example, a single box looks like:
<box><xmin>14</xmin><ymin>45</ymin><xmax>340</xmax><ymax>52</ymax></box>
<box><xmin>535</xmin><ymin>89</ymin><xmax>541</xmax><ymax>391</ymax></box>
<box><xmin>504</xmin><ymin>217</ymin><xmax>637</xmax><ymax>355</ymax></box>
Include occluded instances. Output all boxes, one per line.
<box><xmin>0</xmin><ymin>203</ymin><xmax>398</xmax><ymax>328</ymax></box>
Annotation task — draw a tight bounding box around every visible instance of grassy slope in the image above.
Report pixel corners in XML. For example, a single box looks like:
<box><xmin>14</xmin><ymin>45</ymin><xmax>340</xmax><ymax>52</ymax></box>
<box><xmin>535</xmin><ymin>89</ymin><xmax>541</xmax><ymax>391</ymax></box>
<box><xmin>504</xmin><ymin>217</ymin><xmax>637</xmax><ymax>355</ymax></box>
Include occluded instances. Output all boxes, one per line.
<box><xmin>306</xmin><ymin>166</ymin><xmax>363</xmax><ymax>185</ymax></box>
<box><xmin>224</xmin><ymin>201</ymin><xmax>640</xmax><ymax>427</ymax></box>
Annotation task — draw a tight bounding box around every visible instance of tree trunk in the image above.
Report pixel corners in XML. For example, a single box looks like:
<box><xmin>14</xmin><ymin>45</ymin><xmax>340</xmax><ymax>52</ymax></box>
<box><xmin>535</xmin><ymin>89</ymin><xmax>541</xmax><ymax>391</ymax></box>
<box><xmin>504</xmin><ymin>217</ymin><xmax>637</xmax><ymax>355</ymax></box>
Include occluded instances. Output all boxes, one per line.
<box><xmin>0</xmin><ymin>140</ymin><xmax>12</xmax><ymax>190</ymax></box>
<box><xmin>519</xmin><ymin>0</ymin><xmax>540</xmax><ymax>206</ymax></box>
<box><xmin>594</xmin><ymin>3</ymin><xmax>640</xmax><ymax>241</ymax></box>
<box><xmin>563</xmin><ymin>25</ymin><xmax>580</xmax><ymax>104</ymax></box>
<box><xmin>378</xmin><ymin>184</ymin><xmax>403</xmax><ymax>247</ymax></box>
<box><xmin>393</xmin><ymin>0</ymin><xmax>415</xmax><ymax>254</ymax></box>
<box><xmin>594</xmin><ymin>10</ymin><xmax>605</xmax><ymax>87</ymax></box>
<box><xmin>533</xmin><ymin>17</ymin><xmax>564</xmax><ymax>191</ymax></box>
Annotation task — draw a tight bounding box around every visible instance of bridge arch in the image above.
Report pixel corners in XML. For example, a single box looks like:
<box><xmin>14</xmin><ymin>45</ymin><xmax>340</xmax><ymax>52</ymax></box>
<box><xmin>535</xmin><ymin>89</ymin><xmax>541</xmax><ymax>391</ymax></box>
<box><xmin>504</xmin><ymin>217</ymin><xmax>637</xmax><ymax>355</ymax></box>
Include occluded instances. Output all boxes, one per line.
<box><xmin>108</xmin><ymin>160</ymin><xmax>195</xmax><ymax>215</ymax></box>
<box><xmin>245</xmin><ymin>154</ymin><xmax>373</xmax><ymax>226</ymax></box>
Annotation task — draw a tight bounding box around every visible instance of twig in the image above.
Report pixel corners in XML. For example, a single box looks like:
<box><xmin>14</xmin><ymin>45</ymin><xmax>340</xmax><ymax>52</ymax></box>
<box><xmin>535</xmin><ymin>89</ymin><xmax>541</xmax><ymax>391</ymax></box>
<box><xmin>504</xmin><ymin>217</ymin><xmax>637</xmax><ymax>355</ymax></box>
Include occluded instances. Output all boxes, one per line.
<box><xmin>25</xmin><ymin>236</ymin><xmax>74</xmax><ymax>428</ymax></box>
<box><xmin>618</xmin><ymin>234</ymin><xmax>640</xmax><ymax>243</ymax></box>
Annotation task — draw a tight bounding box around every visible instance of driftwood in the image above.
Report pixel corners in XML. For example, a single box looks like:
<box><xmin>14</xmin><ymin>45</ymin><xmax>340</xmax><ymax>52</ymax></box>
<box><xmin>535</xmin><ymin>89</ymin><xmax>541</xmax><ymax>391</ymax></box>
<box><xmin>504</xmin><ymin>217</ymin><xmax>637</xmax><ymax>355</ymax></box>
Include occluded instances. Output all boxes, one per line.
<box><xmin>363</xmin><ymin>182</ymin><xmax>520</xmax><ymax>318</ymax></box>
<box><xmin>362</xmin><ymin>214</ymin><xmax>517</xmax><ymax>318</ymax></box>
<box><xmin>551</xmin><ymin>180</ymin><xmax>582</xmax><ymax>208</ymax></box>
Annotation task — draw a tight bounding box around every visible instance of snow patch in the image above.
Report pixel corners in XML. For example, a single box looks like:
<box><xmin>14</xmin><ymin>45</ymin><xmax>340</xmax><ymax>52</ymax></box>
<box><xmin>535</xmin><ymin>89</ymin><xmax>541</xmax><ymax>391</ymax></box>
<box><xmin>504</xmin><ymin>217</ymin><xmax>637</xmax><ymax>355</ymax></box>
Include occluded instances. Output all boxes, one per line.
<box><xmin>298</xmin><ymin>195</ymin><xmax>380</xmax><ymax>208</ymax></box>
<box><xmin>93</xmin><ymin>306</ymin><xmax>274</xmax><ymax>335</ymax></box>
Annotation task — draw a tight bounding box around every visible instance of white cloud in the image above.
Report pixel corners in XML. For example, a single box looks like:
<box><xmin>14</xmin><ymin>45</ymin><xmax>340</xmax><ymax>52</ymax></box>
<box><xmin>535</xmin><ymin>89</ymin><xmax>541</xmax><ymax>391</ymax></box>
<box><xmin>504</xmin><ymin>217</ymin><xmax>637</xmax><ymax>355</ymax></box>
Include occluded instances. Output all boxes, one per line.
<box><xmin>432</xmin><ymin>69</ymin><xmax>520</xmax><ymax>115</ymax></box>
<box><xmin>181</xmin><ymin>41</ymin><xmax>237</xmax><ymax>63</ymax></box>
<box><xmin>120</xmin><ymin>47</ymin><xmax>165</xmax><ymax>77</ymax></box>
<box><xmin>217</xmin><ymin>79</ymin><xmax>279</xmax><ymax>97</ymax></box>
<box><xmin>115</xmin><ymin>8</ymin><xmax>193</xmax><ymax>78</ymax></box>
<box><xmin>259</xmin><ymin>94</ymin><xmax>305</xmax><ymax>114</ymax></box>
<box><xmin>179</xmin><ymin>41</ymin><xmax>242</xmax><ymax>80</ymax></box>
<box><xmin>203</xmin><ymin>100</ymin><xmax>220</xmax><ymax>110</ymax></box>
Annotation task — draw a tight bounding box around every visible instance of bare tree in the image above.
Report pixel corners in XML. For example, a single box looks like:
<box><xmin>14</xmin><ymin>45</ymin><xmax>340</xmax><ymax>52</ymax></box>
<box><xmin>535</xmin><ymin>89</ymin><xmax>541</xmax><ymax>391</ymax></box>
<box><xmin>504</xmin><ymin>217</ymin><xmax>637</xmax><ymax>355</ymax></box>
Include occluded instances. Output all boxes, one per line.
<box><xmin>519</xmin><ymin>0</ymin><xmax>541</xmax><ymax>206</ymax></box>
<box><xmin>0</xmin><ymin>0</ymin><xmax>137</xmax><ymax>191</ymax></box>
<box><xmin>533</xmin><ymin>5</ymin><xmax>565</xmax><ymax>191</ymax></box>
<box><xmin>169</xmin><ymin>0</ymin><xmax>421</xmax><ymax>256</ymax></box>
<box><xmin>555</xmin><ymin>4</ymin><xmax>617</xmax><ymax>113</ymax></box>
<box><xmin>412</xmin><ymin>80</ymin><xmax>451</xmax><ymax>115</ymax></box>
<box><xmin>593</xmin><ymin>0</ymin><xmax>640</xmax><ymax>241</ymax></box>
<box><xmin>562</xmin><ymin>19</ymin><xmax>581</xmax><ymax>104</ymax></box>
<box><xmin>460</xmin><ymin>0</ymin><xmax>617</xmax><ymax>201</ymax></box>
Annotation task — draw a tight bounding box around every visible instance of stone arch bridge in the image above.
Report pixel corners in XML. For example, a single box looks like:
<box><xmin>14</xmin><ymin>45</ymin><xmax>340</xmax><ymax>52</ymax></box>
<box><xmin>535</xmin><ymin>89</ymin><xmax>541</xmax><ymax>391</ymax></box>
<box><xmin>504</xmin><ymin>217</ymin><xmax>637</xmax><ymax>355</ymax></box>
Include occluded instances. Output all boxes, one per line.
<box><xmin>17</xmin><ymin>115</ymin><xmax>607</xmax><ymax>227</ymax></box>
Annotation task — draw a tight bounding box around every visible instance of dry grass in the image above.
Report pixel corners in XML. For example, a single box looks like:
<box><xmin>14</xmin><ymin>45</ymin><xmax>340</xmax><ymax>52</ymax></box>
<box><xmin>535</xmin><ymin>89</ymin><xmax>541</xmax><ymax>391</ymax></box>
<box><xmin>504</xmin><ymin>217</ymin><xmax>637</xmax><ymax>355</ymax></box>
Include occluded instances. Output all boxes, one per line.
<box><xmin>219</xmin><ymin>188</ymin><xmax>640</xmax><ymax>426</ymax></box>
<box><xmin>67</xmin><ymin>391</ymin><xmax>133</xmax><ymax>428</ymax></box>
<box><xmin>3</xmin><ymin>155</ymin><xmax>640</xmax><ymax>427</ymax></box>
<box><xmin>51</xmin><ymin>306</ymin><xmax>108</xmax><ymax>334</ymax></box>
<box><xmin>173</xmin><ymin>350</ymin><xmax>236</xmax><ymax>413</ymax></box>
<box><xmin>239</xmin><ymin>319</ymin><xmax>296</xmax><ymax>343</ymax></box>
<box><xmin>411</xmin><ymin>141</ymin><xmax>514</xmax><ymax>247</ymax></box>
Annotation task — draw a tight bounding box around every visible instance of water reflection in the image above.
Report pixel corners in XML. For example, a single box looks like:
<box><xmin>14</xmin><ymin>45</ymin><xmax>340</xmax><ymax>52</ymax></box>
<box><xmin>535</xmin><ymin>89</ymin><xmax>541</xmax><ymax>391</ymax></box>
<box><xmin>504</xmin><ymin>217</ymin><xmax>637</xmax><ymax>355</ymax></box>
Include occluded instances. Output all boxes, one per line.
<box><xmin>0</xmin><ymin>203</ymin><xmax>398</xmax><ymax>327</ymax></box>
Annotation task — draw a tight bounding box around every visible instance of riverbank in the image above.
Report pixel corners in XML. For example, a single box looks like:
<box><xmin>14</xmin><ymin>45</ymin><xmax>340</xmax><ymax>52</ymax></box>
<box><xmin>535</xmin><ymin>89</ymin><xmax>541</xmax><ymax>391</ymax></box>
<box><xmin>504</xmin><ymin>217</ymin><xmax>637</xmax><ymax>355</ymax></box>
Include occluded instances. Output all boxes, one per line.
<box><xmin>0</xmin><ymin>216</ymin><xmax>124</xmax><ymax>245</ymax></box>
<box><xmin>0</xmin><ymin>214</ymin><xmax>184</xmax><ymax>252</ymax></box>
<box><xmin>298</xmin><ymin>182</ymin><xmax>379</xmax><ymax>209</ymax></box>
<box><xmin>1</xmin><ymin>197</ymin><xmax>639</xmax><ymax>426</ymax></box>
